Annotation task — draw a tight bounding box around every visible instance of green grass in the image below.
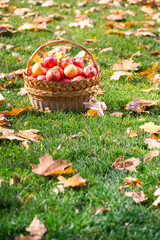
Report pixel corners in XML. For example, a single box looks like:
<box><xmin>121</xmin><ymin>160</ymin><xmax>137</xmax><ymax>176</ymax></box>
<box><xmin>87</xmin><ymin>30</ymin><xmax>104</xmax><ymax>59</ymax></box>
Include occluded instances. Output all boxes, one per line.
<box><xmin>0</xmin><ymin>0</ymin><xmax>160</xmax><ymax>239</ymax></box>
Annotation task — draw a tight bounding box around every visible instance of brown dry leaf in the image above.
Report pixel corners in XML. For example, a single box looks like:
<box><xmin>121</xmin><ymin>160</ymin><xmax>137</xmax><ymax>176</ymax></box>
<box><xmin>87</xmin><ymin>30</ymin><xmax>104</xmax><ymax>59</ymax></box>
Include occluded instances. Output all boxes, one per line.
<box><xmin>14</xmin><ymin>8</ymin><xmax>31</xmax><ymax>16</ymax></box>
<box><xmin>100</xmin><ymin>47</ymin><xmax>112</xmax><ymax>53</ymax></box>
<box><xmin>84</xmin><ymin>7</ymin><xmax>99</xmax><ymax>14</ymax></box>
<box><xmin>58</xmin><ymin>173</ymin><xmax>88</xmax><ymax>187</ymax></box>
<box><xmin>84</xmin><ymin>99</ymin><xmax>107</xmax><ymax>117</ymax></box>
<box><xmin>33</xmin><ymin>16</ymin><xmax>53</xmax><ymax>24</ymax></box>
<box><xmin>106</xmin><ymin>21</ymin><xmax>137</xmax><ymax>29</ymax></box>
<box><xmin>144</xmin><ymin>138</ymin><xmax>160</xmax><ymax>149</ymax></box>
<box><xmin>141</xmin><ymin>86</ymin><xmax>159</xmax><ymax>93</ymax></box>
<box><xmin>54</xmin><ymin>30</ymin><xmax>67</xmax><ymax>37</ymax></box>
<box><xmin>150</xmin><ymin>52</ymin><xmax>159</xmax><ymax>57</ymax></box>
<box><xmin>32</xmin><ymin>153</ymin><xmax>76</xmax><ymax>176</ymax></box>
<box><xmin>41</xmin><ymin>0</ymin><xmax>58</xmax><ymax>7</ymax></box>
<box><xmin>125</xmin><ymin>131</ymin><xmax>137</xmax><ymax>138</ymax></box>
<box><xmin>134</xmin><ymin>28</ymin><xmax>156</xmax><ymax>37</ymax></box>
<box><xmin>0</xmin><ymin>107</ymin><xmax>36</xmax><ymax>116</ymax></box>
<box><xmin>77</xmin><ymin>0</ymin><xmax>88</xmax><ymax>7</ymax></box>
<box><xmin>111</xmin><ymin>156</ymin><xmax>140</xmax><ymax>172</ymax></box>
<box><xmin>17</xmin><ymin>23</ymin><xmax>47</xmax><ymax>31</ymax></box>
<box><xmin>142</xmin><ymin>21</ymin><xmax>156</xmax><ymax>27</ymax></box>
<box><xmin>14</xmin><ymin>234</ymin><xmax>41</xmax><ymax>240</ymax></box>
<box><xmin>153</xmin><ymin>188</ymin><xmax>160</xmax><ymax>196</ymax></box>
<box><xmin>18</xmin><ymin>129</ymin><xmax>43</xmax><ymax>142</ymax></box>
<box><xmin>144</xmin><ymin>150</ymin><xmax>159</xmax><ymax>162</ymax></box>
<box><xmin>110</xmin><ymin>71</ymin><xmax>132</xmax><ymax>80</ymax></box>
<box><xmin>84</xmin><ymin>37</ymin><xmax>97</xmax><ymax>44</ymax></box>
<box><xmin>69</xmin><ymin>19</ymin><xmax>94</xmax><ymax>29</ymax></box>
<box><xmin>0</xmin><ymin>127</ymin><xmax>27</xmax><ymax>141</ymax></box>
<box><xmin>26</xmin><ymin>216</ymin><xmax>47</xmax><ymax>237</ymax></box>
<box><xmin>0</xmin><ymin>93</ymin><xmax>5</xmax><ymax>104</ymax></box>
<box><xmin>125</xmin><ymin>191</ymin><xmax>147</xmax><ymax>203</ymax></box>
<box><xmin>105</xmin><ymin>13</ymin><xmax>124</xmax><ymax>21</ymax></box>
<box><xmin>97</xmin><ymin>89</ymin><xmax>104</xmax><ymax>96</ymax></box>
<box><xmin>106</xmin><ymin>29</ymin><xmax>133</xmax><ymax>36</ymax></box>
<box><xmin>17</xmin><ymin>88</ymin><xmax>28</xmax><ymax>96</ymax></box>
<box><xmin>110</xmin><ymin>112</ymin><xmax>123</xmax><ymax>117</ymax></box>
<box><xmin>148</xmin><ymin>74</ymin><xmax>160</xmax><ymax>84</ymax></box>
<box><xmin>125</xmin><ymin>97</ymin><xmax>160</xmax><ymax>113</ymax></box>
<box><xmin>53</xmin><ymin>184</ymin><xmax>64</xmax><ymax>195</ymax></box>
<box><xmin>125</xmin><ymin>177</ymin><xmax>142</xmax><ymax>187</ymax></box>
<box><xmin>70</xmin><ymin>132</ymin><xmax>82</xmax><ymax>139</ymax></box>
<box><xmin>94</xmin><ymin>207</ymin><xmax>109</xmax><ymax>215</ymax></box>
<box><xmin>152</xmin><ymin>195</ymin><xmax>160</xmax><ymax>206</ymax></box>
<box><xmin>22</xmin><ymin>141</ymin><xmax>30</xmax><ymax>150</ymax></box>
<box><xmin>141</xmin><ymin>6</ymin><xmax>155</xmax><ymax>15</ymax></box>
<box><xmin>0</xmin><ymin>114</ymin><xmax>10</xmax><ymax>126</ymax></box>
<box><xmin>112</xmin><ymin>58</ymin><xmax>141</xmax><ymax>71</ymax></box>
<box><xmin>140</xmin><ymin>122</ymin><xmax>160</xmax><ymax>134</ymax></box>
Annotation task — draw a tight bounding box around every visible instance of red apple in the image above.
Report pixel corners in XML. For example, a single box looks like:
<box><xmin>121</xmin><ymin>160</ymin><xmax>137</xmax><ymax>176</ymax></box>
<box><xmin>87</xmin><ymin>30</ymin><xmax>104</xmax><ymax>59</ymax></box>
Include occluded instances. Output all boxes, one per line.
<box><xmin>52</xmin><ymin>66</ymin><xmax>64</xmax><ymax>80</ymax></box>
<box><xmin>60</xmin><ymin>78</ymin><xmax>72</xmax><ymax>82</ymax></box>
<box><xmin>72</xmin><ymin>75</ymin><xmax>85</xmax><ymax>81</ymax></box>
<box><xmin>73</xmin><ymin>57</ymin><xmax>84</xmax><ymax>69</ymax></box>
<box><xmin>59</xmin><ymin>57</ymin><xmax>73</xmax><ymax>69</ymax></box>
<box><xmin>32</xmin><ymin>62</ymin><xmax>47</xmax><ymax>76</ymax></box>
<box><xmin>76</xmin><ymin>67</ymin><xmax>83</xmax><ymax>75</ymax></box>
<box><xmin>31</xmin><ymin>74</ymin><xmax>38</xmax><ymax>78</ymax></box>
<box><xmin>83</xmin><ymin>65</ymin><xmax>97</xmax><ymax>78</ymax></box>
<box><xmin>46</xmin><ymin>68</ymin><xmax>60</xmax><ymax>82</ymax></box>
<box><xmin>64</xmin><ymin>64</ymin><xmax>78</xmax><ymax>79</ymax></box>
<box><xmin>37</xmin><ymin>75</ymin><xmax>47</xmax><ymax>80</ymax></box>
<box><xmin>43</xmin><ymin>55</ymin><xmax>57</xmax><ymax>68</ymax></box>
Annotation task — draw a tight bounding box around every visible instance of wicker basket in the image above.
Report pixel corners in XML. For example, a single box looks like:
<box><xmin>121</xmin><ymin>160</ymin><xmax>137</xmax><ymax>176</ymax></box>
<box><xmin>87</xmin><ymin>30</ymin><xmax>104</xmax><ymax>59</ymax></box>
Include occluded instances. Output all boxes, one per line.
<box><xmin>24</xmin><ymin>39</ymin><xmax>101</xmax><ymax>111</ymax></box>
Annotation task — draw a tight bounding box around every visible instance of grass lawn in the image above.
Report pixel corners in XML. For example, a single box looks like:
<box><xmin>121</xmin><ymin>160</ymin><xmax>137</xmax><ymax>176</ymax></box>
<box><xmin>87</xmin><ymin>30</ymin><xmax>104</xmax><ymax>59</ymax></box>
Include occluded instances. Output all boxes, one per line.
<box><xmin>0</xmin><ymin>0</ymin><xmax>160</xmax><ymax>239</ymax></box>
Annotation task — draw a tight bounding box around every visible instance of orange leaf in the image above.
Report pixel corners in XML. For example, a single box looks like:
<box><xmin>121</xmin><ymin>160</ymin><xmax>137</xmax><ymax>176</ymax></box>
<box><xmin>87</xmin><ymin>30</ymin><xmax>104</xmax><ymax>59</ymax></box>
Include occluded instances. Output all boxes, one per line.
<box><xmin>125</xmin><ymin>191</ymin><xmax>147</xmax><ymax>204</ymax></box>
<box><xmin>32</xmin><ymin>153</ymin><xmax>76</xmax><ymax>176</ymax></box>
<box><xmin>58</xmin><ymin>173</ymin><xmax>88</xmax><ymax>187</ymax></box>
<box><xmin>0</xmin><ymin>107</ymin><xmax>36</xmax><ymax>116</ymax></box>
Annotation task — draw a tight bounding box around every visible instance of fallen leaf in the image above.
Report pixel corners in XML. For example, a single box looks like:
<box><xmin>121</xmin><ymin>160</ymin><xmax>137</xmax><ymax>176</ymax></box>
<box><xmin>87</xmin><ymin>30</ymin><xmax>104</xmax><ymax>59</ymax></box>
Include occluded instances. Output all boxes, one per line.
<box><xmin>0</xmin><ymin>107</ymin><xmax>36</xmax><ymax>116</ymax></box>
<box><xmin>77</xmin><ymin>0</ymin><xmax>88</xmax><ymax>7</ymax></box>
<box><xmin>125</xmin><ymin>177</ymin><xmax>142</xmax><ymax>187</ymax></box>
<box><xmin>18</xmin><ymin>129</ymin><xmax>43</xmax><ymax>142</ymax></box>
<box><xmin>53</xmin><ymin>184</ymin><xmax>64</xmax><ymax>195</ymax></box>
<box><xmin>140</xmin><ymin>122</ymin><xmax>160</xmax><ymax>134</ymax></box>
<box><xmin>152</xmin><ymin>195</ymin><xmax>160</xmax><ymax>206</ymax></box>
<box><xmin>100</xmin><ymin>47</ymin><xmax>113</xmax><ymax>53</ymax></box>
<box><xmin>10</xmin><ymin>176</ymin><xmax>20</xmax><ymax>185</ymax></box>
<box><xmin>26</xmin><ymin>216</ymin><xmax>47</xmax><ymax>237</ymax></box>
<box><xmin>17</xmin><ymin>88</ymin><xmax>28</xmax><ymax>96</ymax></box>
<box><xmin>141</xmin><ymin>86</ymin><xmax>159</xmax><ymax>92</ymax></box>
<box><xmin>153</xmin><ymin>188</ymin><xmax>160</xmax><ymax>196</ymax></box>
<box><xmin>70</xmin><ymin>132</ymin><xmax>82</xmax><ymax>139</ymax></box>
<box><xmin>69</xmin><ymin>19</ymin><xmax>94</xmax><ymax>29</ymax></box>
<box><xmin>105</xmin><ymin>13</ymin><xmax>124</xmax><ymax>21</ymax></box>
<box><xmin>125</xmin><ymin>191</ymin><xmax>147</xmax><ymax>203</ymax></box>
<box><xmin>58</xmin><ymin>173</ymin><xmax>88</xmax><ymax>187</ymax></box>
<box><xmin>134</xmin><ymin>28</ymin><xmax>156</xmax><ymax>37</ymax></box>
<box><xmin>17</xmin><ymin>23</ymin><xmax>47</xmax><ymax>31</ymax></box>
<box><xmin>0</xmin><ymin>93</ymin><xmax>5</xmax><ymax>104</ymax></box>
<box><xmin>32</xmin><ymin>153</ymin><xmax>76</xmax><ymax>176</ymax></box>
<box><xmin>110</xmin><ymin>71</ymin><xmax>132</xmax><ymax>80</ymax></box>
<box><xmin>54</xmin><ymin>30</ymin><xmax>67</xmax><ymax>37</ymax></box>
<box><xmin>111</xmin><ymin>156</ymin><xmax>140</xmax><ymax>172</ymax></box>
<box><xmin>112</xmin><ymin>58</ymin><xmax>141</xmax><ymax>71</ymax></box>
<box><xmin>139</xmin><ymin>62</ymin><xmax>158</xmax><ymax>75</ymax></box>
<box><xmin>33</xmin><ymin>16</ymin><xmax>53</xmax><ymax>24</ymax></box>
<box><xmin>144</xmin><ymin>150</ymin><xmax>159</xmax><ymax>162</ymax></box>
<box><xmin>22</xmin><ymin>140</ymin><xmax>30</xmax><ymax>150</ymax></box>
<box><xmin>125</xmin><ymin>98</ymin><xmax>160</xmax><ymax>113</ymax></box>
<box><xmin>150</xmin><ymin>52</ymin><xmax>159</xmax><ymax>57</ymax></box>
<box><xmin>14</xmin><ymin>8</ymin><xmax>31</xmax><ymax>16</ymax></box>
<box><xmin>144</xmin><ymin>138</ymin><xmax>160</xmax><ymax>149</ymax></box>
<box><xmin>110</xmin><ymin>112</ymin><xmax>123</xmax><ymax>117</ymax></box>
<box><xmin>41</xmin><ymin>0</ymin><xmax>58</xmax><ymax>7</ymax></box>
<box><xmin>0</xmin><ymin>114</ymin><xmax>10</xmax><ymax>126</ymax></box>
<box><xmin>84</xmin><ymin>99</ymin><xmax>107</xmax><ymax>117</ymax></box>
<box><xmin>141</xmin><ymin>6</ymin><xmax>155</xmax><ymax>15</ymax></box>
<box><xmin>94</xmin><ymin>207</ymin><xmax>109</xmax><ymax>215</ymax></box>
<box><xmin>84</xmin><ymin>37</ymin><xmax>97</xmax><ymax>44</ymax></box>
<box><xmin>106</xmin><ymin>29</ymin><xmax>133</xmax><ymax>36</ymax></box>
<box><xmin>84</xmin><ymin>7</ymin><xmax>99</xmax><ymax>14</ymax></box>
<box><xmin>125</xmin><ymin>131</ymin><xmax>137</xmax><ymax>138</ymax></box>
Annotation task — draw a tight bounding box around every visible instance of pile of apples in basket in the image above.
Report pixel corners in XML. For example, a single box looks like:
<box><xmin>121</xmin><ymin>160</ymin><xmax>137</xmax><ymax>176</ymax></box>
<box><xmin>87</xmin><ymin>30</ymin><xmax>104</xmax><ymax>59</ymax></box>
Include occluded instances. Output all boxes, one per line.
<box><xmin>31</xmin><ymin>52</ymin><xmax>97</xmax><ymax>82</ymax></box>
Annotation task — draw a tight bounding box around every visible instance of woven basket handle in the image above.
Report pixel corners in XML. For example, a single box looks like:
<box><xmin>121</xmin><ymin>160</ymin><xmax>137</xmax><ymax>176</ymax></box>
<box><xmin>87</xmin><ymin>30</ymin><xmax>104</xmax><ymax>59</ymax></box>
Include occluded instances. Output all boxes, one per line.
<box><xmin>26</xmin><ymin>39</ymin><xmax>100</xmax><ymax>76</ymax></box>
